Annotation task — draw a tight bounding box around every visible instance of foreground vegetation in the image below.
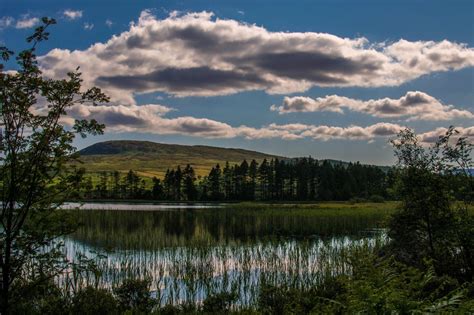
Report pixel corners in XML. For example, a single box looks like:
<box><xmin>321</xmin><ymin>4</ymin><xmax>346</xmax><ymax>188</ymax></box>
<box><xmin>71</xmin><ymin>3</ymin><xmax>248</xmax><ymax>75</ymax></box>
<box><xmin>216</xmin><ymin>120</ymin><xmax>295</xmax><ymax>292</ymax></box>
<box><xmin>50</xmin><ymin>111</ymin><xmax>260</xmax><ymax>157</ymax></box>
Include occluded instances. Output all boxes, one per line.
<box><xmin>10</xmin><ymin>242</ymin><xmax>474</xmax><ymax>314</ymax></box>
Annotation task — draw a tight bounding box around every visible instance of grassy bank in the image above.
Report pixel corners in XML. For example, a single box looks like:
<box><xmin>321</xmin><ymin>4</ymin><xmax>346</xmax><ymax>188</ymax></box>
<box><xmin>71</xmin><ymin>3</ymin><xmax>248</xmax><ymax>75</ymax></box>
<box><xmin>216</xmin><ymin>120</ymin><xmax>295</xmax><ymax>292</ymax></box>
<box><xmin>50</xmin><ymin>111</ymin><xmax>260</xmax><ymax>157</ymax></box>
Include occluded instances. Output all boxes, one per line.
<box><xmin>226</xmin><ymin>201</ymin><xmax>398</xmax><ymax>214</ymax></box>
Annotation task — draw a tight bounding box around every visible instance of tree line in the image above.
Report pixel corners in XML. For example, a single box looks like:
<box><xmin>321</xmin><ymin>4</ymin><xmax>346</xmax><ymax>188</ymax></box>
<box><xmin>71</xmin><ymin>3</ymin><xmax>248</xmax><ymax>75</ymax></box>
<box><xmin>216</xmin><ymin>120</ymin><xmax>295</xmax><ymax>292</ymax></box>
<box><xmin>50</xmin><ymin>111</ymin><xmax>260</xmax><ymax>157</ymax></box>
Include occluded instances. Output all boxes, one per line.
<box><xmin>79</xmin><ymin>158</ymin><xmax>394</xmax><ymax>202</ymax></box>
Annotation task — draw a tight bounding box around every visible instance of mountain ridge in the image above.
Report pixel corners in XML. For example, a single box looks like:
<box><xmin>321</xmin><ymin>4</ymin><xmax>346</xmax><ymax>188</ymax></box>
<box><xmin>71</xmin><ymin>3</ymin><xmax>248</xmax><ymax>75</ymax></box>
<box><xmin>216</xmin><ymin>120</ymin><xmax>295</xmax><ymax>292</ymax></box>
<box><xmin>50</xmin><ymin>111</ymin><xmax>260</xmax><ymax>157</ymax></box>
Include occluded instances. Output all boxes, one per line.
<box><xmin>79</xmin><ymin>140</ymin><xmax>283</xmax><ymax>159</ymax></box>
<box><xmin>78</xmin><ymin>140</ymin><xmax>284</xmax><ymax>178</ymax></box>
<box><xmin>78</xmin><ymin>140</ymin><xmax>392</xmax><ymax>178</ymax></box>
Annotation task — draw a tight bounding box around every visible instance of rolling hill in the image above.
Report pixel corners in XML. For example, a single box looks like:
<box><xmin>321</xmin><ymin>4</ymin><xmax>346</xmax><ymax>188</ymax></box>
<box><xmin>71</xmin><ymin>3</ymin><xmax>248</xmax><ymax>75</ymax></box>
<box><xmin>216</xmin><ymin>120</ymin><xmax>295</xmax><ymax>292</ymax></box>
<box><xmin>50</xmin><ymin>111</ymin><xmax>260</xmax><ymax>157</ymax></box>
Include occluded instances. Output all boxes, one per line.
<box><xmin>78</xmin><ymin>140</ymin><xmax>284</xmax><ymax>178</ymax></box>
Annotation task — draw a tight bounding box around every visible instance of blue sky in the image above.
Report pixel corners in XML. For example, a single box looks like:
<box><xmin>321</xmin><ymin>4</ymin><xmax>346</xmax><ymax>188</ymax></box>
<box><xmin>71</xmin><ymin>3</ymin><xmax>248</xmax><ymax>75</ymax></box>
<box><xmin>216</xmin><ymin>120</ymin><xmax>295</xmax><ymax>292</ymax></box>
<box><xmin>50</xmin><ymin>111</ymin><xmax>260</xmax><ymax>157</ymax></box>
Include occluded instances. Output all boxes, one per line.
<box><xmin>1</xmin><ymin>0</ymin><xmax>473</xmax><ymax>164</ymax></box>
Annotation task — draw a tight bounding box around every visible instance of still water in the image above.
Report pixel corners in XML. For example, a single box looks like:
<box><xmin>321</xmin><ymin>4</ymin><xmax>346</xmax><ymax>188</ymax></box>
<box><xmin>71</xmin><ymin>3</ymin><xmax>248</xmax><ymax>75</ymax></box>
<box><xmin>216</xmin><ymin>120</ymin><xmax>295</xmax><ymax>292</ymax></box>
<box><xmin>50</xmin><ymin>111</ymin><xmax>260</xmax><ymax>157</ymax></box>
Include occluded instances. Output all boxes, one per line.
<box><xmin>64</xmin><ymin>205</ymin><xmax>387</xmax><ymax>306</ymax></box>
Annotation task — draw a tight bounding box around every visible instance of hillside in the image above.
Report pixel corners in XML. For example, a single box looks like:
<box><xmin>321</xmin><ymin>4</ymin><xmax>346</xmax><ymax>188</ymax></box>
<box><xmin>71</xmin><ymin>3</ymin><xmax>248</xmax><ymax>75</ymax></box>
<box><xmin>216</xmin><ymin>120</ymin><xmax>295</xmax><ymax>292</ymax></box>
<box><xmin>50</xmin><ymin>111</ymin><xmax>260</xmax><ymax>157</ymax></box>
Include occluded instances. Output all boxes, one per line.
<box><xmin>78</xmin><ymin>140</ymin><xmax>284</xmax><ymax>178</ymax></box>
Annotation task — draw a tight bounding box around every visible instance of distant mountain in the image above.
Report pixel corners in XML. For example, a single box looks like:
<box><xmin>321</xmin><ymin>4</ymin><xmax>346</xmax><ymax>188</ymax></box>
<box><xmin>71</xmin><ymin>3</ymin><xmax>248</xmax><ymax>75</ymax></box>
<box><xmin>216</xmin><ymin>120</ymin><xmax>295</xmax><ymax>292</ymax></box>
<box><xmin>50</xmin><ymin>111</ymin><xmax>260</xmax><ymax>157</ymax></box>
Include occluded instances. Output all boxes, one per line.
<box><xmin>78</xmin><ymin>140</ymin><xmax>392</xmax><ymax>178</ymax></box>
<box><xmin>78</xmin><ymin>140</ymin><xmax>284</xmax><ymax>178</ymax></box>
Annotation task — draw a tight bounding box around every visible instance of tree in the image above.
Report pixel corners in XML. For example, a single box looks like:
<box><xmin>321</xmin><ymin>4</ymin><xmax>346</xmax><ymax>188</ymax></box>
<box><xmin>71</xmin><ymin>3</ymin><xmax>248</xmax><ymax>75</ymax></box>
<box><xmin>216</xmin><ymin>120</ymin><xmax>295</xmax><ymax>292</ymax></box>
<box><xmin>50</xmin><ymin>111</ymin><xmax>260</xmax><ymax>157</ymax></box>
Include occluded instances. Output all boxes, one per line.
<box><xmin>248</xmin><ymin>160</ymin><xmax>258</xmax><ymax>200</ymax></box>
<box><xmin>112</xmin><ymin>170</ymin><xmax>121</xmax><ymax>199</ymax></box>
<box><xmin>96</xmin><ymin>171</ymin><xmax>109</xmax><ymax>198</ymax></box>
<box><xmin>151</xmin><ymin>177</ymin><xmax>164</xmax><ymax>200</ymax></box>
<box><xmin>163</xmin><ymin>169</ymin><xmax>173</xmax><ymax>199</ymax></box>
<box><xmin>223</xmin><ymin>162</ymin><xmax>233</xmax><ymax>199</ymax></box>
<box><xmin>0</xmin><ymin>19</ymin><xmax>107</xmax><ymax>313</ymax></box>
<box><xmin>389</xmin><ymin>127</ymin><xmax>473</xmax><ymax>282</ymax></box>
<box><xmin>174</xmin><ymin>166</ymin><xmax>183</xmax><ymax>200</ymax></box>
<box><xmin>125</xmin><ymin>170</ymin><xmax>140</xmax><ymax>198</ymax></box>
<box><xmin>208</xmin><ymin>164</ymin><xmax>222</xmax><ymax>200</ymax></box>
<box><xmin>182</xmin><ymin>164</ymin><xmax>197</xmax><ymax>201</ymax></box>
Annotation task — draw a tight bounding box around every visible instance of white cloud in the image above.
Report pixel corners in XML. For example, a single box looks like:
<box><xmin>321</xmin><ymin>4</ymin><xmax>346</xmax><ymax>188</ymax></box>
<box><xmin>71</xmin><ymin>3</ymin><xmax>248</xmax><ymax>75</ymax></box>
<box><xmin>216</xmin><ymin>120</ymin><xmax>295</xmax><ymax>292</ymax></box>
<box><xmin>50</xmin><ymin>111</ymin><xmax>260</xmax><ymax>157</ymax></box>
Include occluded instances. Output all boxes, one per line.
<box><xmin>55</xmin><ymin>102</ymin><xmax>411</xmax><ymax>141</ymax></box>
<box><xmin>63</xmin><ymin>9</ymin><xmax>83</xmax><ymax>20</ymax></box>
<box><xmin>418</xmin><ymin>126</ymin><xmax>474</xmax><ymax>144</ymax></box>
<box><xmin>105</xmin><ymin>19</ymin><xmax>113</xmax><ymax>27</ymax></box>
<box><xmin>15</xmin><ymin>15</ymin><xmax>39</xmax><ymax>29</ymax></box>
<box><xmin>38</xmin><ymin>10</ymin><xmax>474</xmax><ymax>104</ymax></box>
<box><xmin>83</xmin><ymin>22</ymin><xmax>94</xmax><ymax>30</ymax></box>
<box><xmin>21</xmin><ymin>95</ymin><xmax>462</xmax><ymax>143</ymax></box>
<box><xmin>0</xmin><ymin>16</ymin><xmax>14</xmax><ymax>29</ymax></box>
<box><xmin>271</xmin><ymin>91</ymin><xmax>474</xmax><ymax>121</ymax></box>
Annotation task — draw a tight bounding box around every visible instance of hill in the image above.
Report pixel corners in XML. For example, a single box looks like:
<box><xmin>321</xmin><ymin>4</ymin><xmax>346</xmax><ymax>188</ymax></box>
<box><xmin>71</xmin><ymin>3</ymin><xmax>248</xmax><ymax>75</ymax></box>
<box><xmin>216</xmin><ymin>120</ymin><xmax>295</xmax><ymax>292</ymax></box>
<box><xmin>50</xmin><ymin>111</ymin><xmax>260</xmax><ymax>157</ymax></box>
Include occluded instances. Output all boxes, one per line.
<box><xmin>78</xmin><ymin>140</ymin><xmax>284</xmax><ymax>178</ymax></box>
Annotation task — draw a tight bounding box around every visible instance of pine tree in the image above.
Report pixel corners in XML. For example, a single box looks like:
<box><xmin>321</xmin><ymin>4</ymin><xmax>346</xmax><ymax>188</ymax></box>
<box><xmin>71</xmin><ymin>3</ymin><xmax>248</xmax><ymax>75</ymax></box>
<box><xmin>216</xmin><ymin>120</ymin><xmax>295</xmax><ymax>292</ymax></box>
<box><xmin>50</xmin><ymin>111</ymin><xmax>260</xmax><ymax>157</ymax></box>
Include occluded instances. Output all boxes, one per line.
<box><xmin>182</xmin><ymin>164</ymin><xmax>198</xmax><ymax>201</ymax></box>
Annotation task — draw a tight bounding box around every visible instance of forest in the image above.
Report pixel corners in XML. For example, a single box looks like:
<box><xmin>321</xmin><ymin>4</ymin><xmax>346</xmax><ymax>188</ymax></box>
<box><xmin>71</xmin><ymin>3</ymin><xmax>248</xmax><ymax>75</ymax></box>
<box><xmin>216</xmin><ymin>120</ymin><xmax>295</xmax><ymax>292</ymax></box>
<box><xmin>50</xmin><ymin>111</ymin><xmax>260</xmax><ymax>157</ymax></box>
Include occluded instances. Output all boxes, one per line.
<box><xmin>80</xmin><ymin>158</ymin><xmax>393</xmax><ymax>202</ymax></box>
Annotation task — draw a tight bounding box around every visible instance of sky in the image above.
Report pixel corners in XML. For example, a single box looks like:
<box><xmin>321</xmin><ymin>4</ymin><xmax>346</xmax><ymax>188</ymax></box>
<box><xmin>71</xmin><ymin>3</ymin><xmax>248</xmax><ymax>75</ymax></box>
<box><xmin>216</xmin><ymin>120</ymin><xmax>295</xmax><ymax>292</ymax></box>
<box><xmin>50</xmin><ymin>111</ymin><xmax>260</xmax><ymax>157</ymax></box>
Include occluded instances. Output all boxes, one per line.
<box><xmin>1</xmin><ymin>0</ymin><xmax>473</xmax><ymax>165</ymax></box>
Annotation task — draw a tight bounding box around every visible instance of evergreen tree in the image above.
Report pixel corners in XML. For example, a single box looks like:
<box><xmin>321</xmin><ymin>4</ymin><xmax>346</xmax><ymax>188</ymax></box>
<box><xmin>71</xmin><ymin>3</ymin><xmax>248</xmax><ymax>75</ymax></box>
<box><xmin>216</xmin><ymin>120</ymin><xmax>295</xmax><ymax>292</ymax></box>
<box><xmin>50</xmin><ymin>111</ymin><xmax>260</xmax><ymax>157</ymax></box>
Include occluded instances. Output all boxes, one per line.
<box><xmin>174</xmin><ymin>166</ymin><xmax>183</xmax><ymax>200</ymax></box>
<box><xmin>248</xmin><ymin>160</ymin><xmax>258</xmax><ymax>200</ymax></box>
<box><xmin>208</xmin><ymin>164</ymin><xmax>222</xmax><ymax>200</ymax></box>
<box><xmin>182</xmin><ymin>164</ymin><xmax>198</xmax><ymax>201</ymax></box>
<box><xmin>151</xmin><ymin>177</ymin><xmax>164</xmax><ymax>200</ymax></box>
<box><xmin>112</xmin><ymin>171</ymin><xmax>121</xmax><ymax>199</ymax></box>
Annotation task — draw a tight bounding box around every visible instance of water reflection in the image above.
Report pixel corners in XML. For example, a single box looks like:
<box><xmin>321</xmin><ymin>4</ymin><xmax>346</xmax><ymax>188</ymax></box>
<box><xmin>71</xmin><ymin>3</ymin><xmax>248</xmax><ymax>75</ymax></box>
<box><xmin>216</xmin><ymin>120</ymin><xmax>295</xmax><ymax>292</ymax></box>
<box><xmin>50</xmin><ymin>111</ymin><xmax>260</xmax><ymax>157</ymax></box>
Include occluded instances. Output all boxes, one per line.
<box><xmin>65</xmin><ymin>207</ymin><xmax>387</xmax><ymax>306</ymax></box>
<box><xmin>70</xmin><ymin>207</ymin><xmax>386</xmax><ymax>249</ymax></box>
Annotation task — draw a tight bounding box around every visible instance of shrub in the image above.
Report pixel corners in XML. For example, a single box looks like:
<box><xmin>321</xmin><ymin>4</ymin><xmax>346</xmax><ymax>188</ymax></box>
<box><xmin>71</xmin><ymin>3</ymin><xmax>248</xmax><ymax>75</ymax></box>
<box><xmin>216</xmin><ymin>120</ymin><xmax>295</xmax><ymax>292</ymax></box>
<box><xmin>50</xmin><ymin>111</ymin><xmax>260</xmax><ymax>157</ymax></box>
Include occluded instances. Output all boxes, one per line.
<box><xmin>9</xmin><ymin>280</ymin><xmax>69</xmax><ymax>315</ymax></box>
<box><xmin>368</xmin><ymin>195</ymin><xmax>385</xmax><ymax>203</ymax></box>
<box><xmin>202</xmin><ymin>291</ymin><xmax>238</xmax><ymax>313</ymax></box>
<box><xmin>114</xmin><ymin>278</ymin><xmax>157</xmax><ymax>314</ymax></box>
<box><xmin>257</xmin><ymin>280</ymin><xmax>345</xmax><ymax>315</ymax></box>
<box><xmin>348</xmin><ymin>197</ymin><xmax>366</xmax><ymax>204</ymax></box>
<box><xmin>72</xmin><ymin>286</ymin><xmax>118</xmax><ymax>315</ymax></box>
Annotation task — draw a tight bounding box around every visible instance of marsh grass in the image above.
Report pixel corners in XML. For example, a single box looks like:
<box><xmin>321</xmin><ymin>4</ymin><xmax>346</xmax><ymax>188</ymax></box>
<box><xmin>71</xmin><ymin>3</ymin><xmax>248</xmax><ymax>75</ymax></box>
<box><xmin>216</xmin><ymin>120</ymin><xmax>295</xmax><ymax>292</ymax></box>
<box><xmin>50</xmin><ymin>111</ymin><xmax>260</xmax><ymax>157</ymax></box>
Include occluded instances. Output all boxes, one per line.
<box><xmin>47</xmin><ymin>201</ymin><xmax>474</xmax><ymax>310</ymax></box>
<box><xmin>52</xmin><ymin>204</ymin><xmax>393</xmax><ymax>309</ymax></box>
<box><xmin>61</xmin><ymin>235</ymin><xmax>386</xmax><ymax>308</ymax></box>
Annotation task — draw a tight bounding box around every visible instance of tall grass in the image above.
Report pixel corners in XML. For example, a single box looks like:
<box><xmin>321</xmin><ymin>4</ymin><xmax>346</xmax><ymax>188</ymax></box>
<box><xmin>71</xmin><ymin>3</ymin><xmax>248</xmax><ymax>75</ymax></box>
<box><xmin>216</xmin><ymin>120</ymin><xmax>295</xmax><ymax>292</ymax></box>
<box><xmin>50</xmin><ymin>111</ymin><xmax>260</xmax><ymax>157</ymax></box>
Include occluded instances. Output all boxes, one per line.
<box><xmin>60</xmin><ymin>234</ymin><xmax>387</xmax><ymax>308</ymax></box>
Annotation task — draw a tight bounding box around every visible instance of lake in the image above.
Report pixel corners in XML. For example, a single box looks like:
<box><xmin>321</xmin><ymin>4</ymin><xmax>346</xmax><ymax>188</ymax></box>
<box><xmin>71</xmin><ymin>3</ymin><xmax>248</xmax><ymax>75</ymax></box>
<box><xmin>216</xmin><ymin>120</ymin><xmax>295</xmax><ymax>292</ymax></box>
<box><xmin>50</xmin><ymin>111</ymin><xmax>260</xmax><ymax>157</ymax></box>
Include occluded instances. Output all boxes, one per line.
<box><xmin>64</xmin><ymin>203</ymin><xmax>390</xmax><ymax>306</ymax></box>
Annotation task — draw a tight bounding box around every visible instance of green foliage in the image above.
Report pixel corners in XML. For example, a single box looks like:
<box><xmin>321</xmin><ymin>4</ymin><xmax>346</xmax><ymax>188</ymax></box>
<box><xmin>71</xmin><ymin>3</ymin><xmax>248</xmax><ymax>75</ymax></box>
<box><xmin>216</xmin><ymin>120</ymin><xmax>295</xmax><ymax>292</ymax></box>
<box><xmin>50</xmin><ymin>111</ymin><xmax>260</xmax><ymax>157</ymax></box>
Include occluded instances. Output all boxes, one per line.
<box><xmin>72</xmin><ymin>286</ymin><xmax>118</xmax><ymax>315</ymax></box>
<box><xmin>0</xmin><ymin>19</ymin><xmax>107</xmax><ymax>313</ymax></box>
<box><xmin>255</xmin><ymin>248</ymin><xmax>474</xmax><ymax>314</ymax></box>
<box><xmin>202</xmin><ymin>291</ymin><xmax>238</xmax><ymax>313</ymax></box>
<box><xmin>388</xmin><ymin>127</ymin><xmax>473</xmax><ymax>281</ymax></box>
<box><xmin>78</xmin><ymin>157</ymin><xmax>393</xmax><ymax>202</ymax></box>
<box><xmin>343</xmin><ymin>249</ymin><xmax>474</xmax><ymax>313</ymax></box>
<box><xmin>368</xmin><ymin>194</ymin><xmax>385</xmax><ymax>203</ymax></box>
<box><xmin>9</xmin><ymin>279</ymin><xmax>69</xmax><ymax>315</ymax></box>
<box><xmin>113</xmin><ymin>278</ymin><xmax>157</xmax><ymax>314</ymax></box>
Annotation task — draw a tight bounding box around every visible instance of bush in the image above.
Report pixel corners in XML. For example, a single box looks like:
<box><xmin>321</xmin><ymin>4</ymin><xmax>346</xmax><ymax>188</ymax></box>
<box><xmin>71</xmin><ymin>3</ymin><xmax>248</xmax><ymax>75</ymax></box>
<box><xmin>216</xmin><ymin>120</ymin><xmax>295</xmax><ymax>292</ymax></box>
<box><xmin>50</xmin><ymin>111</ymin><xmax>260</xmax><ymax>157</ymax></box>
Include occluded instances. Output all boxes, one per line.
<box><xmin>368</xmin><ymin>195</ymin><xmax>385</xmax><ymax>203</ymax></box>
<box><xmin>344</xmin><ymin>248</ymin><xmax>472</xmax><ymax>313</ymax></box>
<box><xmin>202</xmin><ymin>291</ymin><xmax>238</xmax><ymax>313</ymax></box>
<box><xmin>348</xmin><ymin>197</ymin><xmax>366</xmax><ymax>204</ymax></box>
<box><xmin>257</xmin><ymin>280</ymin><xmax>345</xmax><ymax>315</ymax></box>
<box><xmin>10</xmin><ymin>280</ymin><xmax>69</xmax><ymax>315</ymax></box>
<box><xmin>114</xmin><ymin>278</ymin><xmax>156</xmax><ymax>314</ymax></box>
<box><xmin>72</xmin><ymin>286</ymin><xmax>118</xmax><ymax>315</ymax></box>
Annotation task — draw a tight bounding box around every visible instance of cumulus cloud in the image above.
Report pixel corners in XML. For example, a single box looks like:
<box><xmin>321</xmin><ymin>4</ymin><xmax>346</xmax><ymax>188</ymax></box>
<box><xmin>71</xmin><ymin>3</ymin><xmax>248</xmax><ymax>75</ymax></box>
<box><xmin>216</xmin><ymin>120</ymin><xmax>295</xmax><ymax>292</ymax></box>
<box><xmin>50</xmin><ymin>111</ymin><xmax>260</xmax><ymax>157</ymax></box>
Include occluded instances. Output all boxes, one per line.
<box><xmin>64</xmin><ymin>103</ymin><xmax>238</xmax><ymax>138</ymax></box>
<box><xmin>15</xmin><ymin>15</ymin><xmax>39</xmax><ymax>29</ymax></box>
<box><xmin>28</xmin><ymin>96</ymin><xmax>466</xmax><ymax>144</ymax></box>
<box><xmin>105</xmin><ymin>19</ymin><xmax>113</xmax><ymax>27</ymax></box>
<box><xmin>418</xmin><ymin>126</ymin><xmax>474</xmax><ymax>144</ymax></box>
<box><xmin>54</xmin><ymin>102</ymin><xmax>410</xmax><ymax>141</ymax></box>
<box><xmin>271</xmin><ymin>91</ymin><xmax>474</xmax><ymax>121</ymax></box>
<box><xmin>38</xmin><ymin>10</ymin><xmax>474</xmax><ymax>104</ymax></box>
<box><xmin>63</xmin><ymin>9</ymin><xmax>83</xmax><ymax>20</ymax></box>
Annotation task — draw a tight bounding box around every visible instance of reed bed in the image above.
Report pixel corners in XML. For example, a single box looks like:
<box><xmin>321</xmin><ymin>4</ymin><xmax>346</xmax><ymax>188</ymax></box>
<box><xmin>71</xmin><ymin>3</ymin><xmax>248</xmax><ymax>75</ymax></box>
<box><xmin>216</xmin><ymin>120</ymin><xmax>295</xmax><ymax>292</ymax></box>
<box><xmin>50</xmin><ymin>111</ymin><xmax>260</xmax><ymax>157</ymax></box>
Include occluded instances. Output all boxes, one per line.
<box><xmin>59</xmin><ymin>234</ymin><xmax>387</xmax><ymax>308</ymax></box>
